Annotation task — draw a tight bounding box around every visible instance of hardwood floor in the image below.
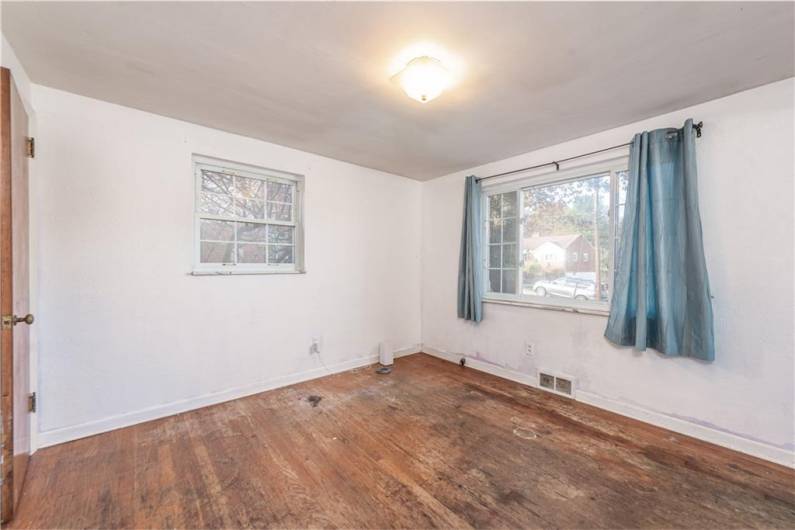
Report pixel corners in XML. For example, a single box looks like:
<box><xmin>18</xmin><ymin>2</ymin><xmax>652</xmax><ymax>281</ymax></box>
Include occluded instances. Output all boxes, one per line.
<box><xmin>12</xmin><ymin>353</ymin><xmax>795</xmax><ymax>529</ymax></box>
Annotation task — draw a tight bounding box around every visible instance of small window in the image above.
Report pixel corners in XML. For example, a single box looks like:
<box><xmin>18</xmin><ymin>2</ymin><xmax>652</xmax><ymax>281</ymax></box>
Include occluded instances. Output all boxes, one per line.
<box><xmin>194</xmin><ymin>155</ymin><xmax>304</xmax><ymax>274</ymax></box>
<box><xmin>483</xmin><ymin>159</ymin><xmax>629</xmax><ymax>310</ymax></box>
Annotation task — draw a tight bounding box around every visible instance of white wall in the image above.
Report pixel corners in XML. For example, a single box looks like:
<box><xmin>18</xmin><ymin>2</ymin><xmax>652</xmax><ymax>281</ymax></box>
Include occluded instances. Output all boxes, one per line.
<box><xmin>33</xmin><ymin>86</ymin><xmax>422</xmax><ymax>446</ymax></box>
<box><xmin>25</xmin><ymin>72</ymin><xmax>795</xmax><ymax>467</ymax></box>
<box><xmin>421</xmin><ymin>78</ymin><xmax>795</xmax><ymax>466</ymax></box>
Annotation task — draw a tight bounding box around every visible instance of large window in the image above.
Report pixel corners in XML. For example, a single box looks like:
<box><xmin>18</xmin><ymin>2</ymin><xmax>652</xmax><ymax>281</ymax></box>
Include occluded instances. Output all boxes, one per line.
<box><xmin>193</xmin><ymin>156</ymin><xmax>304</xmax><ymax>274</ymax></box>
<box><xmin>484</xmin><ymin>159</ymin><xmax>628</xmax><ymax>311</ymax></box>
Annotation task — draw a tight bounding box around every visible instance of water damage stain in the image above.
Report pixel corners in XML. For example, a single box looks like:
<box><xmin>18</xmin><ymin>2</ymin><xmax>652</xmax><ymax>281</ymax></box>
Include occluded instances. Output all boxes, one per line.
<box><xmin>513</xmin><ymin>427</ymin><xmax>539</xmax><ymax>440</ymax></box>
<box><xmin>510</xmin><ymin>416</ymin><xmax>542</xmax><ymax>440</ymax></box>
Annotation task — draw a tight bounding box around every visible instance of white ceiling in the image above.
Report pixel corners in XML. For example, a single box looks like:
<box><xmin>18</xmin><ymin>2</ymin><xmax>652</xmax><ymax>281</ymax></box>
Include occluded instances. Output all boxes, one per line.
<box><xmin>3</xmin><ymin>2</ymin><xmax>793</xmax><ymax>180</ymax></box>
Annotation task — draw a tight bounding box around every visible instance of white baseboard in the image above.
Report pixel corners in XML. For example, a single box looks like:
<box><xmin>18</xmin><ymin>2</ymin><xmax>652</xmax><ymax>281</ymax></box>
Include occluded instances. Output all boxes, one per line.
<box><xmin>393</xmin><ymin>345</ymin><xmax>421</xmax><ymax>359</ymax></box>
<box><xmin>38</xmin><ymin>345</ymin><xmax>421</xmax><ymax>449</ymax></box>
<box><xmin>575</xmin><ymin>390</ymin><xmax>795</xmax><ymax>468</ymax></box>
<box><xmin>422</xmin><ymin>345</ymin><xmax>794</xmax><ymax>469</ymax></box>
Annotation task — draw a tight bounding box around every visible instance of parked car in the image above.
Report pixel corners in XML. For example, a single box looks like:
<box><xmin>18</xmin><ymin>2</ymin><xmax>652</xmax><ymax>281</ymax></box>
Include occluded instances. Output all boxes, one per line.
<box><xmin>530</xmin><ymin>276</ymin><xmax>605</xmax><ymax>301</ymax></box>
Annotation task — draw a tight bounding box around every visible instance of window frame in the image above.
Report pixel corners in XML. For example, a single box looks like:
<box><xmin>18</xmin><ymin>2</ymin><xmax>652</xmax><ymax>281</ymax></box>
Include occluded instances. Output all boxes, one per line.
<box><xmin>192</xmin><ymin>155</ymin><xmax>305</xmax><ymax>275</ymax></box>
<box><xmin>481</xmin><ymin>156</ymin><xmax>629</xmax><ymax>314</ymax></box>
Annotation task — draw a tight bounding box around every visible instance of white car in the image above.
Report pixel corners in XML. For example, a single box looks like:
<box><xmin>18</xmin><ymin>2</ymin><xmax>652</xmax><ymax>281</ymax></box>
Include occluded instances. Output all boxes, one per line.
<box><xmin>530</xmin><ymin>277</ymin><xmax>602</xmax><ymax>301</ymax></box>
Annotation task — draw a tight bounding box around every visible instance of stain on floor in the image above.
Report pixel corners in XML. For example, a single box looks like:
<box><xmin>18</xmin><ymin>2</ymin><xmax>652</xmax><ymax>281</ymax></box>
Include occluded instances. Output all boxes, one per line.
<box><xmin>10</xmin><ymin>354</ymin><xmax>795</xmax><ymax>529</ymax></box>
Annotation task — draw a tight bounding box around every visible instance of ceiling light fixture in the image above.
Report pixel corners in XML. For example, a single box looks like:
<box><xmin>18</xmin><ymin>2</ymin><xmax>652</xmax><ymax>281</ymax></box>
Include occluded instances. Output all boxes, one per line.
<box><xmin>392</xmin><ymin>55</ymin><xmax>453</xmax><ymax>104</ymax></box>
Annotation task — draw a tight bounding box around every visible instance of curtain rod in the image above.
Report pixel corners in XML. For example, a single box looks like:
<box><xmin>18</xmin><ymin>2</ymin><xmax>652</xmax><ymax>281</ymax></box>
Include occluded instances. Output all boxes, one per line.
<box><xmin>476</xmin><ymin>121</ymin><xmax>703</xmax><ymax>183</ymax></box>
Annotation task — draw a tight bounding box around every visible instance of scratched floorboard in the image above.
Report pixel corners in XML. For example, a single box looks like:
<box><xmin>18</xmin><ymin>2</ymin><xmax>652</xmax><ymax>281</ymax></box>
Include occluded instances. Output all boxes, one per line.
<box><xmin>11</xmin><ymin>353</ymin><xmax>795</xmax><ymax>529</ymax></box>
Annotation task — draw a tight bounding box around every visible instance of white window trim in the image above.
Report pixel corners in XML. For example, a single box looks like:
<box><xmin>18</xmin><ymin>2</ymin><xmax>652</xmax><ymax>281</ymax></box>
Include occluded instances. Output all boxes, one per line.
<box><xmin>192</xmin><ymin>154</ymin><xmax>305</xmax><ymax>275</ymax></box>
<box><xmin>481</xmin><ymin>156</ymin><xmax>629</xmax><ymax>315</ymax></box>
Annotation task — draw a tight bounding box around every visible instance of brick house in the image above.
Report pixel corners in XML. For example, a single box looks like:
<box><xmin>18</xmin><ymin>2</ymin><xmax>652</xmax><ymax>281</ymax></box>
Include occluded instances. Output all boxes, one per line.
<box><xmin>523</xmin><ymin>234</ymin><xmax>595</xmax><ymax>274</ymax></box>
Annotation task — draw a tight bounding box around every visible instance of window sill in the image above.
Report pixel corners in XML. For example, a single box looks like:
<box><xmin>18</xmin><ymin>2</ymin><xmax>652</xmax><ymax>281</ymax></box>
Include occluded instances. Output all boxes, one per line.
<box><xmin>189</xmin><ymin>269</ymin><xmax>306</xmax><ymax>276</ymax></box>
<box><xmin>483</xmin><ymin>296</ymin><xmax>609</xmax><ymax>317</ymax></box>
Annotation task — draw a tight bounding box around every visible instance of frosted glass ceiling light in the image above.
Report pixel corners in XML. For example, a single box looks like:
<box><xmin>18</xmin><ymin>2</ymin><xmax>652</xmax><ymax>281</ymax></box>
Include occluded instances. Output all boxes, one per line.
<box><xmin>392</xmin><ymin>56</ymin><xmax>452</xmax><ymax>104</ymax></box>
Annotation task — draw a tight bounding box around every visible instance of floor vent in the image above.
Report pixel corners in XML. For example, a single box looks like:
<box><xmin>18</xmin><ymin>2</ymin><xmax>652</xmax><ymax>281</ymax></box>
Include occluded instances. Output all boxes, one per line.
<box><xmin>555</xmin><ymin>377</ymin><xmax>573</xmax><ymax>396</ymax></box>
<box><xmin>538</xmin><ymin>371</ymin><xmax>575</xmax><ymax>398</ymax></box>
<box><xmin>539</xmin><ymin>372</ymin><xmax>555</xmax><ymax>390</ymax></box>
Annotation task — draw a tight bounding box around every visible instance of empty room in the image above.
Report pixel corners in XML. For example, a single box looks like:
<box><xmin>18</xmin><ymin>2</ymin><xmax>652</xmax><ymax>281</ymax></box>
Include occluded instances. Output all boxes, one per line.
<box><xmin>1</xmin><ymin>1</ymin><xmax>794</xmax><ymax>528</ymax></box>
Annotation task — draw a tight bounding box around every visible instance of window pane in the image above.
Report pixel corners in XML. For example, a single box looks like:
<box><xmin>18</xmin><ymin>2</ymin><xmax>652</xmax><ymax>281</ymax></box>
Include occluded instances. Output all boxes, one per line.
<box><xmin>268</xmin><ymin>245</ymin><xmax>294</xmax><ymax>264</ymax></box>
<box><xmin>489</xmin><ymin>269</ymin><xmax>501</xmax><ymax>293</ymax></box>
<box><xmin>502</xmin><ymin>218</ymin><xmax>516</xmax><ymax>243</ymax></box>
<box><xmin>267</xmin><ymin>203</ymin><xmax>292</xmax><ymax>222</ymax></box>
<box><xmin>235</xmin><ymin>176</ymin><xmax>264</xmax><ymax>200</ymax></box>
<box><xmin>489</xmin><ymin>195</ymin><xmax>501</xmax><ymax>219</ymax></box>
<box><xmin>238</xmin><ymin>243</ymin><xmax>267</xmax><ymax>263</ymax></box>
<box><xmin>200</xmin><ymin>219</ymin><xmax>235</xmax><ymax>241</ymax></box>
<box><xmin>201</xmin><ymin>171</ymin><xmax>232</xmax><ymax>194</ymax></box>
<box><xmin>200</xmin><ymin>242</ymin><xmax>234</xmax><ymax>263</ymax></box>
<box><xmin>199</xmin><ymin>193</ymin><xmax>234</xmax><ymax>216</ymax></box>
<box><xmin>195</xmin><ymin>160</ymin><xmax>303</xmax><ymax>272</ymax></box>
<box><xmin>235</xmin><ymin>198</ymin><xmax>265</xmax><ymax>219</ymax></box>
<box><xmin>502</xmin><ymin>270</ymin><xmax>517</xmax><ymax>294</ymax></box>
<box><xmin>502</xmin><ymin>192</ymin><xmax>517</xmax><ymax>218</ymax></box>
<box><xmin>489</xmin><ymin>220</ymin><xmax>501</xmax><ymax>244</ymax></box>
<box><xmin>237</xmin><ymin>222</ymin><xmax>268</xmax><ymax>242</ymax></box>
<box><xmin>617</xmin><ymin>170</ymin><xmax>629</xmax><ymax>206</ymax></box>
<box><xmin>268</xmin><ymin>225</ymin><xmax>294</xmax><ymax>244</ymax></box>
<box><xmin>521</xmin><ymin>173</ymin><xmax>611</xmax><ymax>302</ymax></box>
<box><xmin>502</xmin><ymin>244</ymin><xmax>517</xmax><ymax>268</ymax></box>
<box><xmin>489</xmin><ymin>245</ymin><xmax>501</xmax><ymax>268</ymax></box>
<box><xmin>267</xmin><ymin>182</ymin><xmax>293</xmax><ymax>202</ymax></box>
<box><xmin>616</xmin><ymin>170</ymin><xmax>630</xmax><ymax>242</ymax></box>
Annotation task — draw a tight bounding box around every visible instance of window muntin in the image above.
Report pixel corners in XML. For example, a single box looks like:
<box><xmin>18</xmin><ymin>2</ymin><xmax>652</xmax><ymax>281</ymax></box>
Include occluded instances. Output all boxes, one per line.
<box><xmin>487</xmin><ymin>191</ymin><xmax>519</xmax><ymax>294</ymax></box>
<box><xmin>483</xmin><ymin>160</ymin><xmax>628</xmax><ymax>310</ymax></box>
<box><xmin>194</xmin><ymin>156</ymin><xmax>304</xmax><ymax>273</ymax></box>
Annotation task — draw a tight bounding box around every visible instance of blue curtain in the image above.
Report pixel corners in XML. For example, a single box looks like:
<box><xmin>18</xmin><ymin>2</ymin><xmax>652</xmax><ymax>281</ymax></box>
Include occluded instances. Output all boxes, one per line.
<box><xmin>458</xmin><ymin>176</ymin><xmax>483</xmax><ymax>322</ymax></box>
<box><xmin>605</xmin><ymin>119</ymin><xmax>715</xmax><ymax>361</ymax></box>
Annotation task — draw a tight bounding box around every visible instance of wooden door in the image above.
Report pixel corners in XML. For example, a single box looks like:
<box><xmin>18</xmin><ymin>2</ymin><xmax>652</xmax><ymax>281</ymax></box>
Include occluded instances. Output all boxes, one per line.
<box><xmin>0</xmin><ymin>67</ymin><xmax>32</xmax><ymax>524</ymax></box>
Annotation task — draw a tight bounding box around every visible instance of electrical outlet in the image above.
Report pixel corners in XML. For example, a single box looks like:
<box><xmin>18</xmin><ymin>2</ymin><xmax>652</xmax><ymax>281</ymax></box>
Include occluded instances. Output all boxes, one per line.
<box><xmin>539</xmin><ymin>372</ymin><xmax>554</xmax><ymax>389</ymax></box>
<box><xmin>525</xmin><ymin>341</ymin><xmax>535</xmax><ymax>356</ymax></box>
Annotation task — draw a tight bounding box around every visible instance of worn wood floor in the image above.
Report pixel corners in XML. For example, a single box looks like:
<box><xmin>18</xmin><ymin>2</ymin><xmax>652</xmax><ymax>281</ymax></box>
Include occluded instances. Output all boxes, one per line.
<box><xmin>11</xmin><ymin>354</ymin><xmax>795</xmax><ymax>529</ymax></box>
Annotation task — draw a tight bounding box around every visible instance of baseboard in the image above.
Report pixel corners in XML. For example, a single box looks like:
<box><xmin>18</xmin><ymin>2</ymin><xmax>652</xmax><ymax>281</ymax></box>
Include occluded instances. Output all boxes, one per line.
<box><xmin>575</xmin><ymin>389</ymin><xmax>795</xmax><ymax>468</ymax></box>
<box><xmin>422</xmin><ymin>345</ymin><xmax>795</xmax><ymax>469</ymax></box>
<box><xmin>393</xmin><ymin>345</ymin><xmax>421</xmax><ymax>359</ymax></box>
<box><xmin>38</xmin><ymin>344</ymin><xmax>422</xmax><ymax>449</ymax></box>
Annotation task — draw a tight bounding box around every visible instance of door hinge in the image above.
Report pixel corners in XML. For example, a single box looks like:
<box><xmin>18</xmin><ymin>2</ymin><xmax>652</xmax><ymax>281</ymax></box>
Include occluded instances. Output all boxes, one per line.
<box><xmin>26</xmin><ymin>137</ymin><xmax>35</xmax><ymax>158</ymax></box>
<box><xmin>28</xmin><ymin>392</ymin><xmax>36</xmax><ymax>413</ymax></box>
